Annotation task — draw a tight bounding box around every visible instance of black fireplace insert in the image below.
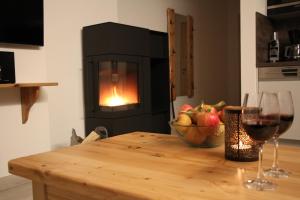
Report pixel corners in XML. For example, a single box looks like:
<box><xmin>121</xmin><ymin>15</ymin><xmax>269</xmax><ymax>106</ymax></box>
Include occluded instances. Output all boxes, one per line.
<box><xmin>83</xmin><ymin>22</ymin><xmax>170</xmax><ymax>137</ymax></box>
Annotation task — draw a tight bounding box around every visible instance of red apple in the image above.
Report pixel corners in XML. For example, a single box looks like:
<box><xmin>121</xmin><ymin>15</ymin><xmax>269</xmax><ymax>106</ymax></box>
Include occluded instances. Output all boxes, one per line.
<box><xmin>196</xmin><ymin>112</ymin><xmax>220</xmax><ymax>127</ymax></box>
<box><xmin>218</xmin><ymin>110</ymin><xmax>225</xmax><ymax>123</ymax></box>
<box><xmin>179</xmin><ymin>104</ymin><xmax>193</xmax><ymax>112</ymax></box>
<box><xmin>196</xmin><ymin>112</ymin><xmax>219</xmax><ymax>136</ymax></box>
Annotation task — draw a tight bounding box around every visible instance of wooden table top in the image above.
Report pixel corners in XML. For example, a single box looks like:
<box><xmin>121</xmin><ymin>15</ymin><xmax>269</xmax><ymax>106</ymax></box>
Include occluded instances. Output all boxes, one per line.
<box><xmin>8</xmin><ymin>132</ymin><xmax>300</xmax><ymax>200</ymax></box>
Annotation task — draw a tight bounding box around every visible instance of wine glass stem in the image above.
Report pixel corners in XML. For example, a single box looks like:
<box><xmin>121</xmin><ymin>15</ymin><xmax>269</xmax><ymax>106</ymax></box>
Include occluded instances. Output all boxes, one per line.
<box><xmin>272</xmin><ymin>137</ymin><xmax>279</xmax><ymax>170</ymax></box>
<box><xmin>257</xmin><ymin>144</ymin><xmax>264</xmax><ymax>180</ymax></box>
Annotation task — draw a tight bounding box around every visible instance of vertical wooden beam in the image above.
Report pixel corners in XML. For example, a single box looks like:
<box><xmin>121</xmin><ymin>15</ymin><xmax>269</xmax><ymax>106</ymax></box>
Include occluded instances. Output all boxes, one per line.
<box><xmin>20</xmin><ymin>87</ymin><xmax>40</xmax><ymax>124</ymax></box>
<box><xmin>167</xmin><ymin>8</ymin><xmax>176</xmax><ymax>101</ymax></box>
<box><xmin>186</xmin><ymin>15</ymin><xmax>194</xmax><ymax>98</ymax></box>
<box><xmin>32</xmin><ymin>181</ymin><xmax>47</xmax><ymax>200</ymax></box>
<box><xmin>180</xmin><ymin>21</ymin><xmax>188</xmax><ymax>96</ymax></box>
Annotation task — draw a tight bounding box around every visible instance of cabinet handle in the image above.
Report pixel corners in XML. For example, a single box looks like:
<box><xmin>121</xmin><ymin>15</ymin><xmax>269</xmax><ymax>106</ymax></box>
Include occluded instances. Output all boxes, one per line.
<box><xmin>282</xmin><ymin>72</ymin><xmax>298</xmax><ymax>77</ymax></box>
<box><xmin>281</xmin><ymin>68</ymin><xmax>297</xmax><ymax>73</ymax></box>
<box><xmin>281</xmin><ymin>68</ymin><xmax>298</xmax><ymax>77</ymax></box>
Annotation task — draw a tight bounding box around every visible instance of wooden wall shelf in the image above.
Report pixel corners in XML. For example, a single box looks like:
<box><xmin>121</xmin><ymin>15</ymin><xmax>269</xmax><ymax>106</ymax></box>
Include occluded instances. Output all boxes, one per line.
<box><xmin>0</xmin><ymin>82</ymin><xmax>58</xmax><ymax>124</ymax></box>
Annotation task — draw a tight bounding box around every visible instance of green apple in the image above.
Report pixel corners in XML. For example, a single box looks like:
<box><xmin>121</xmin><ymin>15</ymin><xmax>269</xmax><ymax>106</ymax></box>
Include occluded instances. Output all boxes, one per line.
<box><xmin>185</xmin><ymin>127</ymin><xmax>207</xmax><ymax>145</ymax></box>
<box><xmin>174</xmin><ymin>113</ymin><xmax>192</xmax><ymax>135</ymax></box>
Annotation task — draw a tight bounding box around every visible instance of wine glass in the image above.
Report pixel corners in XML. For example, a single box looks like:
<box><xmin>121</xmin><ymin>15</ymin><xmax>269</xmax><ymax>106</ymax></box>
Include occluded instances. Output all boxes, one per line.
<box><xmin>242</xmin><ymin>92</ymin><xmax>280</xmax><ymax>191</ymax></box>
<box><xmin>264</xmin><ymin>91</ymin><xmax>294</xmax><ymax>178</ymax></box>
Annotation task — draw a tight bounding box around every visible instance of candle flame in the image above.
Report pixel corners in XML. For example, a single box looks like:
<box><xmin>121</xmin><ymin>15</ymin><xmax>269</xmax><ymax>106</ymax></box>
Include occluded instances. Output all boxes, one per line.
<box><xmin>231</xmin><ymin>140</ymin><xmax>251</xmax><ymax>150</ymax></box>
<box><xmin>239</xmin><ymin>141</ymin><xmax>243</xmax><ymax>147</ymax></box>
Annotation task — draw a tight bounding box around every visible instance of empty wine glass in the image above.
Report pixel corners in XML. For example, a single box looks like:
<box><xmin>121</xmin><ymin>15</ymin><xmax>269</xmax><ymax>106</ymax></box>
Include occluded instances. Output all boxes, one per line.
<box><xmin>242</xmin><ymin>92</ymin><xmax>280</xmax><ymax>191</ymax></box>
<box><xmin>264</xmin><ymin>91</ymin><xmax>294</xmax><ymax>178</ymax></box>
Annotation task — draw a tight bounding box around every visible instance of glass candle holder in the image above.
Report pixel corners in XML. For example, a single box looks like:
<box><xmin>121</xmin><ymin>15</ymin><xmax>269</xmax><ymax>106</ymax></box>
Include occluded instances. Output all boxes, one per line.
<box><xmin>224</xmin><ymin>106</ymin><xmax>259</xmax><ymax>162</ymax></box>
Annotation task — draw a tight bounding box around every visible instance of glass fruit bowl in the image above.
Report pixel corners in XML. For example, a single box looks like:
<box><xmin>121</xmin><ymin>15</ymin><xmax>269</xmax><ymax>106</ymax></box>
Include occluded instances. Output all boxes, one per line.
<box><xmin>169</xmin><ymin>121</ymin><xmax>225</xmax><ymax>147</ymax></box>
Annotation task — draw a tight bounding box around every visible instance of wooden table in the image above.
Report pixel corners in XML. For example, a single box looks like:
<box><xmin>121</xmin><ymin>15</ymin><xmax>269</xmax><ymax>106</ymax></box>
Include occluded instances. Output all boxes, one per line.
<box><xmin>8</xmin><ymin>132</ymin><xmax>300</xmax><ymax>200</ymax></box>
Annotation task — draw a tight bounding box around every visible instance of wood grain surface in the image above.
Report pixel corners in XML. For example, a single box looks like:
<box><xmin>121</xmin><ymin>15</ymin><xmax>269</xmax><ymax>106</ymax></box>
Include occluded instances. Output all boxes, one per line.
<box><xmin>167</xmin><ymin>8</ymin><xmax>176</xmax><ymax>101</ymax></box>
<box><xmin>0</xmin><ymin>82</ymin><xmax>58</xmax><ymax>123</ymax></box>
<box><xmin>8</xmin><ymin>132</ymin><xmax>300</xmax><ymax>200</ymax></box>
<box><xmin>0</xmin><ymin>82</ymin><xmax>58</xmax><ymax>88</ymax></box>
<box><xmin>186</xmin><ymin>15</ymin><xmax>194</xmax><ymax>98</ymax></box>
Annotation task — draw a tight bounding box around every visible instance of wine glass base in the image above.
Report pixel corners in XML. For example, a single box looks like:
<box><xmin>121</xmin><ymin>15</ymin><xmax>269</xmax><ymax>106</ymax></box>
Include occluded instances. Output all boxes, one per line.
<box><xmin>264</xmin><ymin>168</ymin><xmax>289</xmax><ymax>178</ymax></box>
<box><xmin>244</xmin><ymin>178</ymin><xmax>277</xmax><ymax>191</ymax></box>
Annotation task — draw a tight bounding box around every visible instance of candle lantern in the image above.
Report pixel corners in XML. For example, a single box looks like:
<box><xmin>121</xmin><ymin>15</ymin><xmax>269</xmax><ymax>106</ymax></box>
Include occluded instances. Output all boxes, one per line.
<box><xmin>224</xmin><ymin>106</ymin><xmax>259</xmax><ymax>162</ymax></box>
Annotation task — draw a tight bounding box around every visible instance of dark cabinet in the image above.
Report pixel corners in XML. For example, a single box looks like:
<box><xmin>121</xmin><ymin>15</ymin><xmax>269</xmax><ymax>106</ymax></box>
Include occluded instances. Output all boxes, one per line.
<box><xmin>256</xmin><ymin>12</ymin><xmax>300</xmax><ymax>67</ymax></box>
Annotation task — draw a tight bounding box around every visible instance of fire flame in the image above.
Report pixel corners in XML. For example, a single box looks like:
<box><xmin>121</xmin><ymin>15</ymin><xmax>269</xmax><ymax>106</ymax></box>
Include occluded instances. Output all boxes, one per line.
<box><xmin>104</xmin><ymin>86</ymin><xmax>127</xmax><ymax>106</ymax></box>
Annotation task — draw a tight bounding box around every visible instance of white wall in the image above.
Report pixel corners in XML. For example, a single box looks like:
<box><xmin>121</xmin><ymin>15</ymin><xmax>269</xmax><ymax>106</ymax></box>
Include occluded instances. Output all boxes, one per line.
<box><xmin>0</xmin><ymin>0</ymin><xmax>118</xmax><ymax>177</ymax></box>
<box><xmin>240</xmin><ymin>0</ymin><xmax>266</xmax><ymax>101</ymax></box>
<box><xmin>0</xmin><ymin>45</ymin><xmax>51</xmax><ymax>177</ymax></box>
<box><xmin>194</xmin><ymin>0</ymin><xmax>230</xmax><ymax>106</ymax></box>
<box><xmin>118</xmin><ymin>0</ymin><xmax>232</xmax><ymax>114</ymax></box>
<box><xmin>226</xmin><ymin>0</ymin><xmax>241</xmax><ymax>105</ymax></box>
<box><xmin>45</xmin><ymin>0</ymin><xmax>118</xmax><ymax>149</ymax></box>
<box><xmin>118</xmin><ymin>0</ymin><xmax>202</xmax><ymax>114</ymax></box>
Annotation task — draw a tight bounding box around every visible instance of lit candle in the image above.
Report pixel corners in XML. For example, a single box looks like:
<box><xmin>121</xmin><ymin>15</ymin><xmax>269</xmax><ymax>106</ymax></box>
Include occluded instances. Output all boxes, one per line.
<box><xmin>231</xmin><ymin>141</ymin><xmax>251</xmax><ymax>150</ymax></box>
<box><xmin>225</xmin><ymin>106</ymin><xmax>259</xmax><ymax>161</ymax></box>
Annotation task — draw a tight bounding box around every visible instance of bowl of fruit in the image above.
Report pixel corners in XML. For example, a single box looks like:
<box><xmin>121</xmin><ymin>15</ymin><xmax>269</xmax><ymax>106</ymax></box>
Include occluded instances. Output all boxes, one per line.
<box><xmin>170</xmin><ymin>101</ymin><xmax>226</xmax><ymax>147</ymax></box>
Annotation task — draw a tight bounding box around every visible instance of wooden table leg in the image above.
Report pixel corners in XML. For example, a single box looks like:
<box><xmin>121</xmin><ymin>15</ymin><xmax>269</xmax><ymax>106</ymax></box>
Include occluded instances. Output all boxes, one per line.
<box><xmin>32</xmin><ymin>181</ymin><xmax>47</xmax><ymax>200</ymax></box>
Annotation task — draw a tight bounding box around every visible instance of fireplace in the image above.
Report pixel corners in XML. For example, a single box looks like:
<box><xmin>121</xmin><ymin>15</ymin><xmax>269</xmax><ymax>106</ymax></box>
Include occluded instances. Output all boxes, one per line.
<box><xmin>99</xmin><ymin>63</ymin><xmax>138</xmax><ymax>107</ymax></box>
<box><xmin>83</xmin><ymin>22</ymin><xmax>170</xmax><ymax>136</ymax></box>
<box><xmin>98</xmin><ymin>59</ymin><xmax>139</xmax><ymax>110</ymax></box>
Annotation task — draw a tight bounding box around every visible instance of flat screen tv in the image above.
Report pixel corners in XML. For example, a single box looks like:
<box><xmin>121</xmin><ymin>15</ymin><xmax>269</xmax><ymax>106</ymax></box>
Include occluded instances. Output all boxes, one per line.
<box><xmin>0</xmin><ymin>0</ymin><xmax>44</xmax><ymax>46</ymax></box>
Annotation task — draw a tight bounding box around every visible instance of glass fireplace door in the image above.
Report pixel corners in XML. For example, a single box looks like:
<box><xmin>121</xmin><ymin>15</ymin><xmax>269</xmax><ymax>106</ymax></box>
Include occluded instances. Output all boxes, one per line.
<box><xmin>98</xmin><ymin>60</ymin><xmax>139</xmax><ymax>110</ymax></box>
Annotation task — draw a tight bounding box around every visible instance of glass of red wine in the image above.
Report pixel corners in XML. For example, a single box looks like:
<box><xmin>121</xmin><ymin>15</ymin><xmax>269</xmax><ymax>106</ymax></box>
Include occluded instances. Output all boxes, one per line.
<box><xmin>242</xmin><ymin>92</ymin><xmax>280</xmax><ymax>191</ymax></box>
<box><xmin>264</xmin><ymin>91</ymin><xmax>294</xmax><ymax>178</ymax></box>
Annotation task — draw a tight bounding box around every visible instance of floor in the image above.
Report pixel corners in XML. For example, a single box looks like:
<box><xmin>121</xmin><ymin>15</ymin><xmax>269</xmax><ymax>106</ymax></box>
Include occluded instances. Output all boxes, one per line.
<box><xmin>0</xmin><ymin>175</ymin><xmax>32</xmax><ymax>200</ymax></box>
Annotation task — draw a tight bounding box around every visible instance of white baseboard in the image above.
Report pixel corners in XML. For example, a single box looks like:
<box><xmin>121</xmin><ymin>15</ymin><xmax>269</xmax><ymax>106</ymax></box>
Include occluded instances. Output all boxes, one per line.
<box><xmin>0</xmin><ymin>175</ymin><xmax>30</xmax><ymax>191</ymax></box>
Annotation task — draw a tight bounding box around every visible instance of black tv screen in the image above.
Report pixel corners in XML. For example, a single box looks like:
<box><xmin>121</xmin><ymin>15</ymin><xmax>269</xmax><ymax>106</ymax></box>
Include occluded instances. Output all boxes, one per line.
<box><xmin>0</xmin><ymin>0</ymin><xmax>44</xmax><ymax>46</ymax></box>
